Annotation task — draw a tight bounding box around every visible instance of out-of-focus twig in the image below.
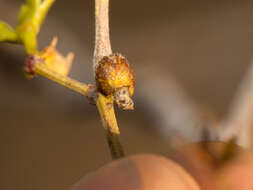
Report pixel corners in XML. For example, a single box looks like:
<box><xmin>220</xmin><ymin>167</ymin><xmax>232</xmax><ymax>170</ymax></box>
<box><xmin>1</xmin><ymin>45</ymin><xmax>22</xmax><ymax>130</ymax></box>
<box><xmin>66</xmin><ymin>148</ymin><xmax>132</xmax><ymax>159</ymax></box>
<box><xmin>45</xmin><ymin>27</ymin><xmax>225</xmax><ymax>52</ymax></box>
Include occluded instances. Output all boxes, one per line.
<box><xmin>136</xmin><ymin>66</ymin><xmax>219</xmax><ymax>145</ymax></box>
<box><xmin>220</xmin><ymin>61</ymin><xmax>253</xmax><ymax>148</ymax></box>
<box><xmin>0</xmin><ymin>21</ymin><xmax>20</xmax><ymax>43</ymax></box>
<box><xmin>0</xmin><ymin>0</ymin><xmax>55</xmax><ymax>53</ymax></box>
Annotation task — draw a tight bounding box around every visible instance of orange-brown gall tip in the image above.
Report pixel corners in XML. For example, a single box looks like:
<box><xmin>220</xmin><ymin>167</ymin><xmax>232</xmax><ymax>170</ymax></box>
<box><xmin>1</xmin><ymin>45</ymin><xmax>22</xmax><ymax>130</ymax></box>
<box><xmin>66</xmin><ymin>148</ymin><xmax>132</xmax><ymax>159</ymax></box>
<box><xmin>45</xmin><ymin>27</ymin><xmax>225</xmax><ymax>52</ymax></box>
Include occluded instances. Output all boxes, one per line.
<box><xmin>95</xmin><ymin>53</ymin><xmax>135</xmax><ymax>110</ymax></box>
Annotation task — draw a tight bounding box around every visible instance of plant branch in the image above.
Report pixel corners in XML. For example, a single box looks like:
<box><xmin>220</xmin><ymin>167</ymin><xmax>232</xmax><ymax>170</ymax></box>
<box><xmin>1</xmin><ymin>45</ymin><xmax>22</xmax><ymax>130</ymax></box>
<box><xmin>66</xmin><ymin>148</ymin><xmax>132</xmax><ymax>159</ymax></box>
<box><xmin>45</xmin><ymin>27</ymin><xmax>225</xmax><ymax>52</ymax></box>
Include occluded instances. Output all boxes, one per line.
<box><xmin>34</xmin><ymin>63</ymin><xmax>89</xmax><ymax>96</ymax></box>
<box><xmin>0</xmin><ymin>0</ymin><xmax>125</xmax><ymax>160</ymax></box>
<box><xmin>93</xmin><ymin>0</ymin><xmax>125</xmax><ymax>159</ymax></box>
<box><xmin>16</xmin><ymin>0</ymin><xmax>55</xmax><ymax>53</ymax></box>
<box><xmin>220</xmin><ymin>61</ymin><xmax>253</xmax><ymax>148</ymax></box>
<box><xmin>93</xmin><ymin>0</ymin><xmax>112</xmax><ymax>71</ymax></box>
<box><xmin>96</xmin><ymin>94</ymin><xmax>125</xmax><ymax>158</ymax></box>
<box><xmin>34</xmin><ymin>59</ymin><xmax>125</xmax><ymax>159</ymax></box>
<box><xmin>38</xmin><ymin>0</ymin><xmax>56</xmax><ymax>24</ymax></box>
<box><xmin>0</xmin><ymin>21</ymin><xmax>20</xmax><ymax>43</ymax></box>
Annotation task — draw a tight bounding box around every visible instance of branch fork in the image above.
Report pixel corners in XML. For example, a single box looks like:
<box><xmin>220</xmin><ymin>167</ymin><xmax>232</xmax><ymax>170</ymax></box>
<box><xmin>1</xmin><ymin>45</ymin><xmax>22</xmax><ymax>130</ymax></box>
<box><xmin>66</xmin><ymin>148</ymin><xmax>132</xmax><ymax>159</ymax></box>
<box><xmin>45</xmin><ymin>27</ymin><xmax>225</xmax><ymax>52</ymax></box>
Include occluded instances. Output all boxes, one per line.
<box><xmin>1</xmin><ymin>0</ymin><xmax>135</xmax><ymax>159</ymax></box>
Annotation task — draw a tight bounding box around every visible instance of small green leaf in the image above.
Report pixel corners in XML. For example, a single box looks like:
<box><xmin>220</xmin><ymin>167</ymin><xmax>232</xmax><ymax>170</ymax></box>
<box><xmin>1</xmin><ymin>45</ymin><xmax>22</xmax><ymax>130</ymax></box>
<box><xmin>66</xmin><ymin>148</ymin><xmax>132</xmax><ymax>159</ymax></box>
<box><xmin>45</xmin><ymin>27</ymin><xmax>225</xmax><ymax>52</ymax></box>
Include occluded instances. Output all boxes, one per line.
<box><xmin>0</xmin><ymin>21</ymin><xmax>19</xmax><ymax>43</ymax></box>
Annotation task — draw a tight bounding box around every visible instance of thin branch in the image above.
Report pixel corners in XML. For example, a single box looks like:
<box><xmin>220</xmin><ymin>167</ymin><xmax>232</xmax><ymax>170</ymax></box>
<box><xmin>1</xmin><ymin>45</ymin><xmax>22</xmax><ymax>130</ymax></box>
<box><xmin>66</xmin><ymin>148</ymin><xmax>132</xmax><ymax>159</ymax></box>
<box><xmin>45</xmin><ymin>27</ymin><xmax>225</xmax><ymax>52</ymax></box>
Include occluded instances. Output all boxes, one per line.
<box><xmin>16</xmin><ymin>0</ymin><xmax>55</xmax><ymax>53</ymax></box>
<box><xmin>96</xmin><ymin>94</ymin><xmax>124</xmax><ymax>158</ymax></box>
<box><xmin>38</xmin><ymin>0</ymin><xmax>56</xmax><ymax>24</ymax></box>
<box><xmin>93</xmin><ymin>0</ymin><xmax>125</xmax><ymax>159</ymax></box>
<box><xmin>34</xmin><ymin>63</ymin><xmax>89</xmax><ymax>97</ymax></box>
<box><xmin>0</xmin><ymin>21</ymin><xmax>20</xmax><ymax>43</ymax></box>
<box><xmin>220</xmin><ymin>61</ymin><xmax>253</xmax><ymax>148</ymax></box>
<box><xmin>1</xmin><ymin>0</ymin><xmax>124</xmax><ymax>160</ymax></box>
<box><xmin>34</xmin><ymin>58</ymin><xmax>124</xmax><ymax>158</ymax></box>
<box><xmin>93</xmin><ymin>0</ymin><xmax>112</xmax><ymax>71</ymax></box>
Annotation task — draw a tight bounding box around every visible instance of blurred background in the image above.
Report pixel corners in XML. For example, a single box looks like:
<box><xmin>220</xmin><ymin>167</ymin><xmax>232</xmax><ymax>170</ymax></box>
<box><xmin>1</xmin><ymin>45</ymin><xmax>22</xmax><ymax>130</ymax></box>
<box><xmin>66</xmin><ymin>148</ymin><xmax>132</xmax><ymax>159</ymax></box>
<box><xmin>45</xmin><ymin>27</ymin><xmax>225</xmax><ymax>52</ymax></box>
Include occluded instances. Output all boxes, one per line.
<box><xmin>1</xmin><ymin>0</ymin><xmax>253</xmax><ymax>189</ymax></box>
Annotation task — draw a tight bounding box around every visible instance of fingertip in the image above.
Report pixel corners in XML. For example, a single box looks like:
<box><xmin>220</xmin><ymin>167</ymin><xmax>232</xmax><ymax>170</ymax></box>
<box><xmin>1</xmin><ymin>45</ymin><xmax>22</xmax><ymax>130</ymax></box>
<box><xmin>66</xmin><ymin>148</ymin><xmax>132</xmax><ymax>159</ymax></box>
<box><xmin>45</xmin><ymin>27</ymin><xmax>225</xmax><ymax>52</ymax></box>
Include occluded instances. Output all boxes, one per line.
<box><xmin>70</xmin><ymin>154</ymin><xmax>200</xmax><ymax>190</ymax></box>
<box><xmin>129</xmin><ymin>154</ymin><xmax>200</xmax><ymax>190</ymax></box>
<box><xmin>70</xmin><ymin>156</ymin><xmax>140</xmax><ymax>190</ymax></box>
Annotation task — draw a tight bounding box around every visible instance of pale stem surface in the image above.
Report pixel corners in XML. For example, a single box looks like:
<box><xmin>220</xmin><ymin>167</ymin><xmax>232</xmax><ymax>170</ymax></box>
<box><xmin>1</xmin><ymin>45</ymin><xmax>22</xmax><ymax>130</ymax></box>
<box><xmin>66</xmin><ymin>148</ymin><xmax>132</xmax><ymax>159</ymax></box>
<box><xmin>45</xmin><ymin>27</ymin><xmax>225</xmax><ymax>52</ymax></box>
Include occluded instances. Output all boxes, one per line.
<box><xmin>93</xmin><ymin>0</ymin><xmax>112</xmax><ymax>71</ymax></box>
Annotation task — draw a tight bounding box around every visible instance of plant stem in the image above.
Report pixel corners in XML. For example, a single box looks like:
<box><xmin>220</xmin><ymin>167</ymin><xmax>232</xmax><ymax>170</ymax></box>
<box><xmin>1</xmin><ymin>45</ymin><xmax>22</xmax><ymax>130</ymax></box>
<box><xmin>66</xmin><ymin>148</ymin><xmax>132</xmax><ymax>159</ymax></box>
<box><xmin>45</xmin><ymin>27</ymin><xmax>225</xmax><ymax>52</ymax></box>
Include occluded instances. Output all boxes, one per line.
<box><xmin>96</xmin><ymin>94</ymin><xmax>125</xmax><ymax>158</ymax></box>
<box><xmin>35</xmin><ymin>61</ymin><xmax>125</xmax><ymax>159</ymax></box>
<box><xmin>93</xmin><ymin>0</ymin><xmax>112</xmax><ymax>70</ymax></box>
<box><xmin>34</xmin><ymin>63</ymin><xmax>89</xmax><ymax>96</ymax></box>
<box><xmin>94</xmin><ymin>0</ymin><xmax>125</xmax><ymax>159</ymax></box>
<box><xmin>1</xmin><ymin>0</ymin><xmax>124</xmax><ymax>160</ymax></box>
<box><xmin>221</xmin><ymin>61</ymin><xmax>253</xmax><ymax>148</ymax></box>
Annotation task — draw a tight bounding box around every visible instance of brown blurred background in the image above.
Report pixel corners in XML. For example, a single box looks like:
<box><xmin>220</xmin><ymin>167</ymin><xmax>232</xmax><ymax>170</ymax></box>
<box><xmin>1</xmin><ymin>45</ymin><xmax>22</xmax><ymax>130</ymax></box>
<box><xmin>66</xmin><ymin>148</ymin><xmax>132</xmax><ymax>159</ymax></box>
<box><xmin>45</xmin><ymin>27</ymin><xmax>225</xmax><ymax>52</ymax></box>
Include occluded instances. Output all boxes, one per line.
<box><xmin>1</xmin><ymin>0</ymin><xmax>253</xmax><ymax>189</ymax></box>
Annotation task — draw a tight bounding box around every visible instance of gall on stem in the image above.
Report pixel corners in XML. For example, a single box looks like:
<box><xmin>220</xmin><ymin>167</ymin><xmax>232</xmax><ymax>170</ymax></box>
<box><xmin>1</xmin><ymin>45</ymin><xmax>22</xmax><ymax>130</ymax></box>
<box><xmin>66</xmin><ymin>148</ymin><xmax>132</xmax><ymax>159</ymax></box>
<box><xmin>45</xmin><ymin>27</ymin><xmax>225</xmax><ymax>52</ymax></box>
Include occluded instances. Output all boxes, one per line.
<box><xmin>94</xmin><ymin>0</ymin><xmax>135</xmax><ymax>110</ymax></box>
<box><xmin>95</xmin><ymin>53</ymin><xmax>135</xmax><ymax>110</ymax></box>
<box><xmin>93</xmin><ymin>0</ymin><xmax>136</xmax><ymax>159</ymax></box>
